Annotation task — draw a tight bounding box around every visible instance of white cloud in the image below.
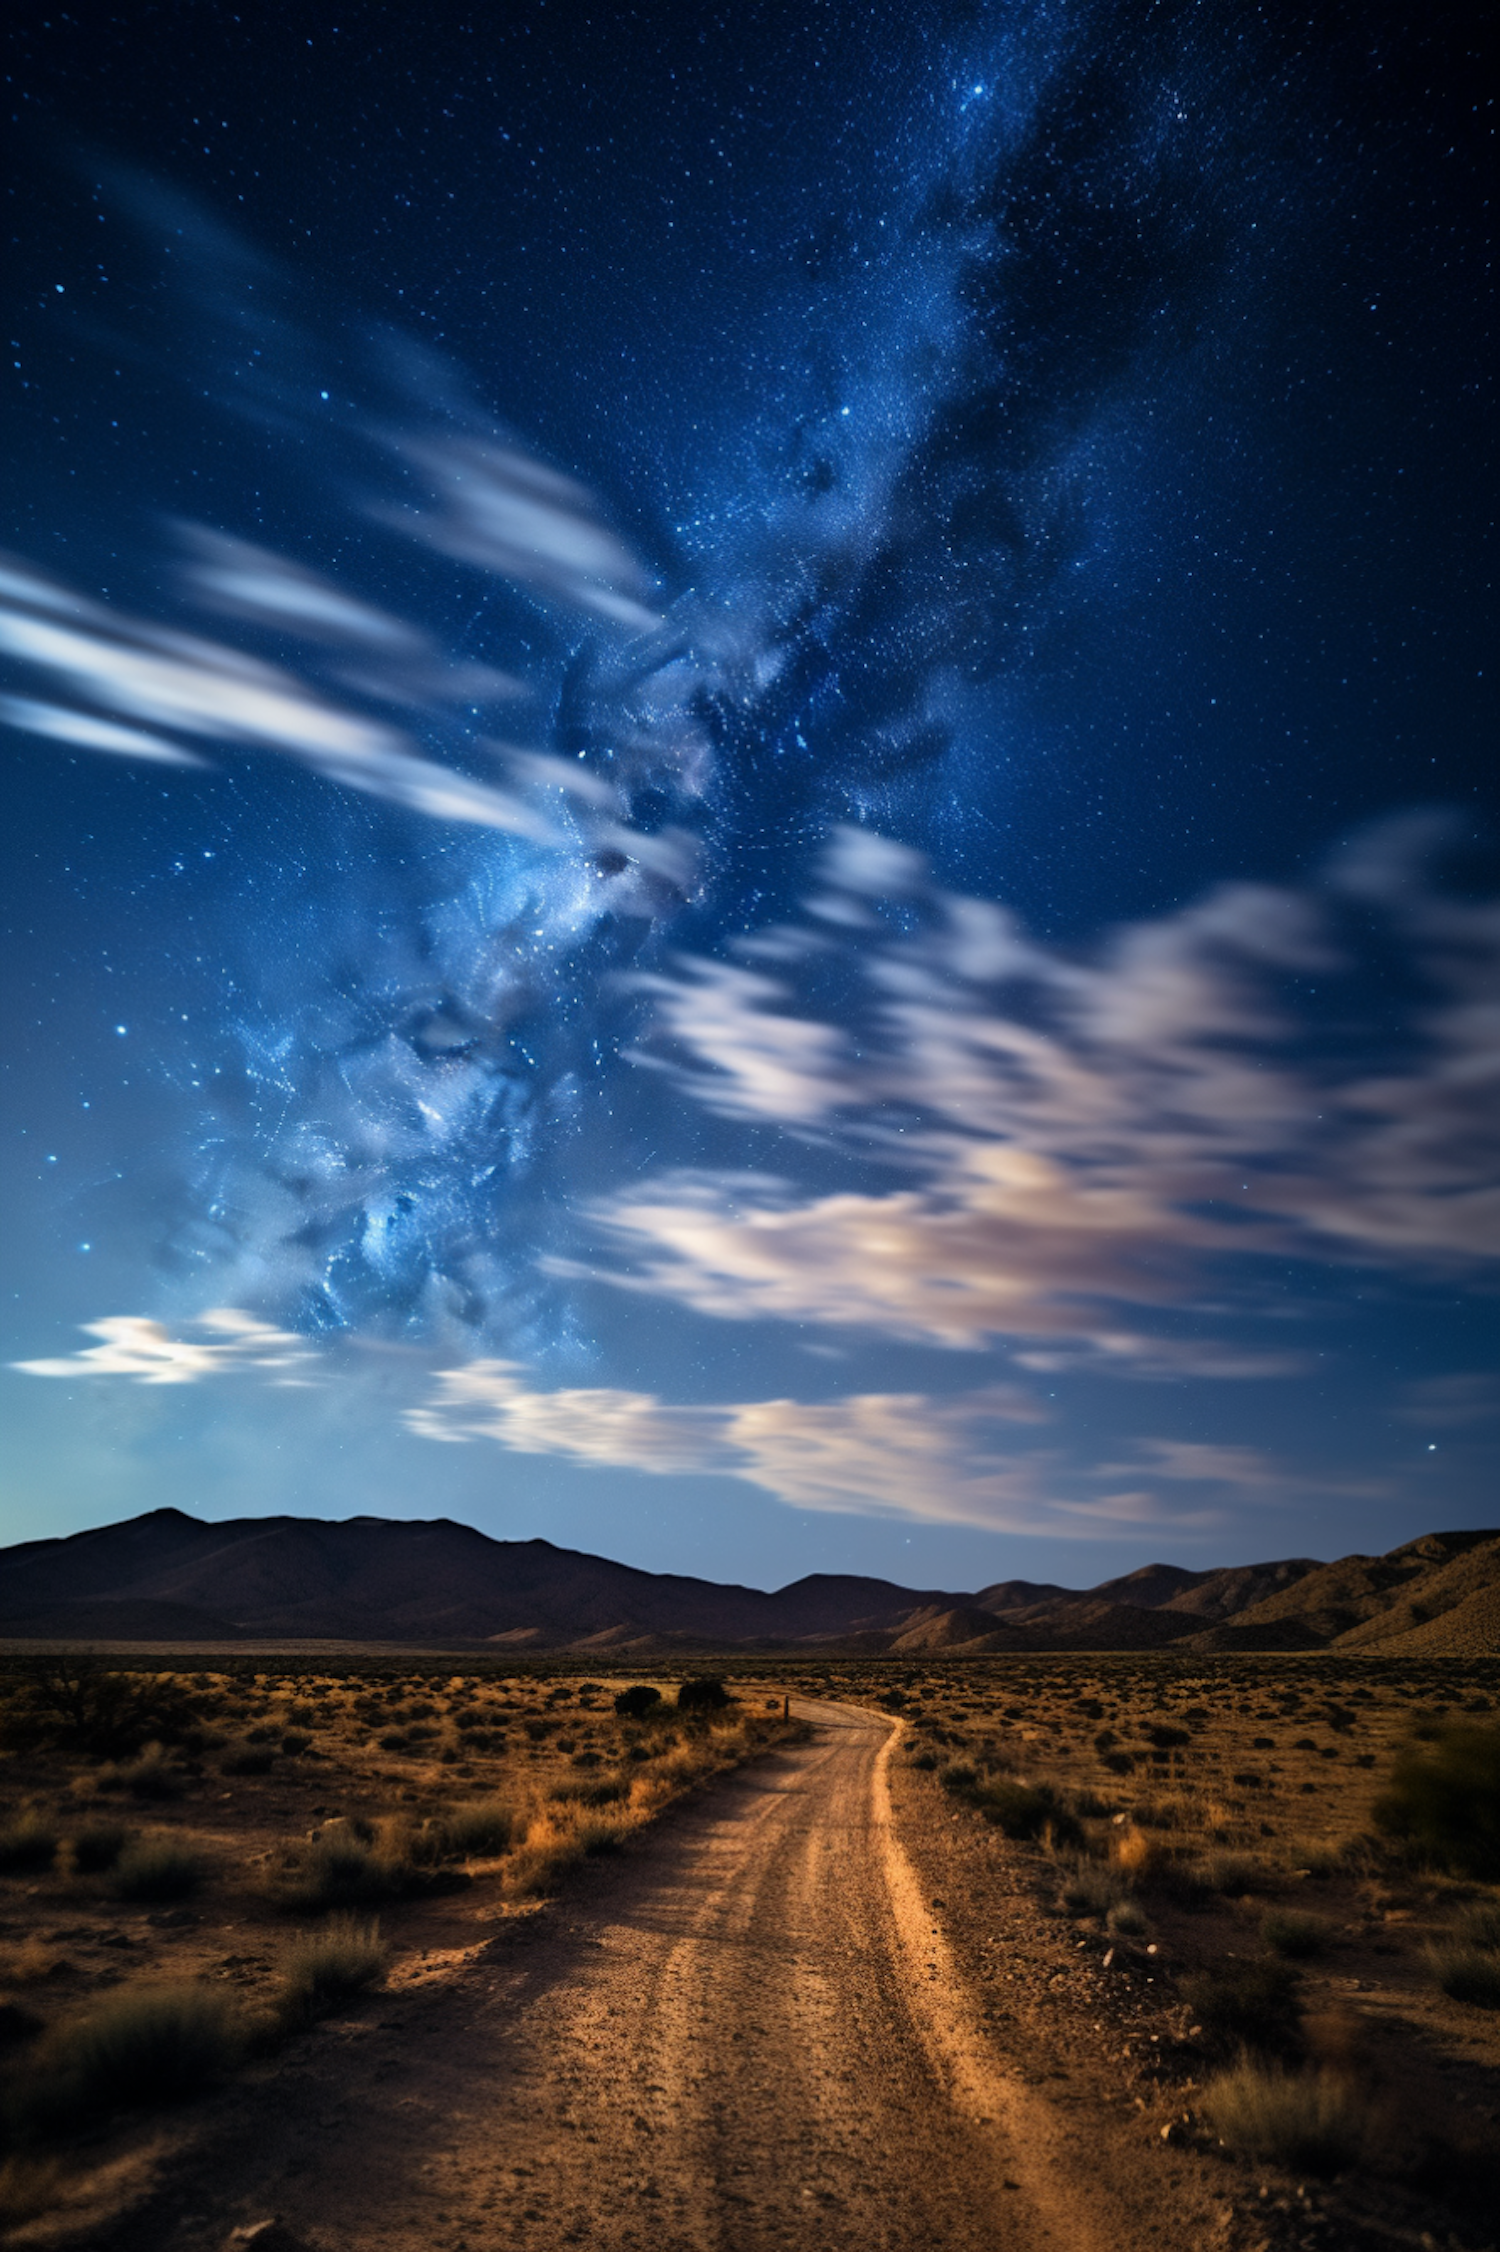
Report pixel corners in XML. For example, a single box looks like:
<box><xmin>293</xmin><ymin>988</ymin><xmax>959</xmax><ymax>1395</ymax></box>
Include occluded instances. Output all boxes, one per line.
<box><xmin>576</xmin><ymin>817</ymin><xmax>1500</xmax><ymax>1363</ymax></box>
<box><xmin>380</xmin><ymin>439</ymin><xmax>663</xmax><ymax>632</ymax></box>
<box><xmin>12</xmin><ymin>1309</ymin><xmax>315</xmax><ymax>1387</ymax></box>
<box><xmin>1393</xmin><ymin>1373</ymin><xmax>1500</xmax><ymax>1429</ymax></box>
<box><xmin>406</xmin><ymin>1361</ymin><xmax>1066</xmax><ymax>1530</ymax></box>
<box><xmin>1086</xmin><ymin>1438</ymin><xmax>1387</xmax><ymax>1505</ymax></box>
<box><xmin>0</xmin><ymin>546</ymin><xmax>692</xmax><ymax>890</ymax></box>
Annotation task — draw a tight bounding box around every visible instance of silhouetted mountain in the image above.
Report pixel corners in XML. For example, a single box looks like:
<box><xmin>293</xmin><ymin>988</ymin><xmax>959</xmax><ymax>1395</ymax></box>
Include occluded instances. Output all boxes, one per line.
<box><xmin>0</xmin><ymin>1511</ymin><xmax>1493</xmax><ymax>1653</ymax></box>
<box><xmin>0</xmin><ymin>1510</ymin><xmax>956</xmax><ymax>1647</ymax></box>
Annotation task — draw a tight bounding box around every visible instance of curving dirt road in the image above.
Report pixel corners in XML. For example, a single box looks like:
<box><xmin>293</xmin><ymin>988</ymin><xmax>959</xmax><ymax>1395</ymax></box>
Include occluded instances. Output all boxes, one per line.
<box><xmin>102</xmin><ymin>1700</ymin><xmax>1148</xmax><ymax>2252</ymax></box>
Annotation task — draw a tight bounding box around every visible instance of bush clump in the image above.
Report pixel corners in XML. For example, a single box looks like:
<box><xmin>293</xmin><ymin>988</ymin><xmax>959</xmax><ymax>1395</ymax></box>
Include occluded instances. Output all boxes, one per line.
<box><xmin>974</xmin><ymin>1778</ymin><xmax>1082</xmax><ymax>1849</ymax></box>
<box><xmin>429</xmin><ymin>1800</ymin><xmax>516</xmax><ymax>1860</ymax></box>
<box><xmin>1181</xmin><ymin>1959</ymin><xmax>1303</xmax><ymax>2056</ymax></box>
<box><xmin>0</xmin><ymin>1813</ymin><xmax>60</xmax><ymax>1876</ymax></box>
<box><xmin>677</xmin><ymin>1678</ymin><xmax>731</xmax><ymax>1715</ymax></box>
<box><xmin>1425</xmin><ymin>1941</ymin><xmax>1500</xmax><ymax>2009</ymax></box>
<box><xmin>112</xmin><ymin>1837</ymin><xmax>204</xmax><ymax>1904</ymax></box>
<box><xmin>69</xmin><ymin>1821</ymin><xmax>131</xmax><ymax>1875</ymax></box>
<box><xmin>613</xmin><ymin>1685</ymin><xmax>662</xmax><ymax>1719</ymax></box>
<box><xmin>1203</xmin><ymin>2059</ymin><xmax>1371</xmax><ymax>2174</ymax></box>
<box><xmin>222</xmin><ymin>1748</ymin><xmax>275</xmax><ymax>1777</ymax></box>
<box><xmin>274</xmin><ymin>1821</ymin><xmax>407</xmax><ymax>1912</ymax></box>
<box><xmin>1373</xmin><ymin>1725</ymin><xmax>1500</xmax><ymax>1878</ymax></box>
<box><xmin>277</xmin><ymin>1916</ymin><xmax>386</xmax><ymax>2026</ymax></box>
<box><xmin>0</xmin><ymin>1659</ymin><xmax>207</xmax><ymax>1761</ymax></box>
<box><xmin>112</xmin><ymin>1743</ymin><xmax>184</xmax><ymax>1801</ymax></box>
<box><xmin>1261</xmin><ymin>1909</ymin><xmax>1333</xmax><ymax>1960</ymax></box>
<box><xmin>15</xmin><ymin>1985</ymin><xmax>243</xmax><ymax>2133</ymax></box>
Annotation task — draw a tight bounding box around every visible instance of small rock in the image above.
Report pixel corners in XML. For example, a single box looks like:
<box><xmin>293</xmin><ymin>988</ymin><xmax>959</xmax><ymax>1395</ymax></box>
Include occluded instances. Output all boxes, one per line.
<box><xmin>1160</xmin><ymin>2121</ymin><xmax>1179</xmax><ymax>2142</ymax></box>
<box><xmin>224</xmin><ymin>2222</ymin><xmax>312</xmax><ymax>2252</ymax></box>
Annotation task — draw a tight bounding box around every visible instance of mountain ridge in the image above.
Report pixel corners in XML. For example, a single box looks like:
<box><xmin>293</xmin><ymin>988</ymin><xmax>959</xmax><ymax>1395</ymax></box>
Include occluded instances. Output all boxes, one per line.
<box><xmin>0</xmin><ymin>1510</ymin><xmax>1495</xmax><ymax>1655</ymax></box>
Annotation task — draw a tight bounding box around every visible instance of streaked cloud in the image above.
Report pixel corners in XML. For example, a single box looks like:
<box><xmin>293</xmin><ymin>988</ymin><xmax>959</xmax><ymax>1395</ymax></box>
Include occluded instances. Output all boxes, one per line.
<box><xmin>575</xmin><ymin>815</ymin><xmax>1500</xmax><ymax>1365</ymax></box>
<box><xmin>1393</xmin><ymin>1374</ymin><xmax>1500</xmax><ymax>1430</ymax></box>
<box><xmin>380</xmin><ymin>438</ymin><xmax>663</xmax><ymax>633</ymax></box>
<box><xmin>407</xmin><ymin>1360</ymin><xmax>1064</xmax><ymax>1529</ymax></box>
<box><xmin>12</xmin><ymin>1309</ymin><xmax>314</xmax><ymax>1386</ymax></box>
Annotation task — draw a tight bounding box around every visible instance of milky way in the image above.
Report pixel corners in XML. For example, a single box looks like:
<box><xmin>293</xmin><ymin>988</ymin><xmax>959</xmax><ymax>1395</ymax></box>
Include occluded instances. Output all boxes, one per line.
<box><xmin>3</xmin><ymin>0</ymin><xmax>1493</xmax><ymax>1573</ymax></box>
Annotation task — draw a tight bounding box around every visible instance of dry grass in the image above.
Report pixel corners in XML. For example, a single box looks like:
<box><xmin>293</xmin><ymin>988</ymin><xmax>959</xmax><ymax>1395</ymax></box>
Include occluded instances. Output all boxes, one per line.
<box><xmin>0</xmin><ymin>1655</ymin><xmax>803</xmax><ymax>2220</ymax></box>
<box><xmin>1260</xmin><ymin>1908</ymin><xmax>1334</xmax><ymax>1959</ymax></box>
<box><xmin>1424</xmin><ymin>1940</ymin><xmax>1500</xmax><ymax>2008</ymax></box>
<box><xmin>112</xmin><ymin>1834</ymin><xmax>204</xmax><ymax>1903</ymax></box>
<box><xmin>15</xmin><ymin>1984</ymin><xmax>245</xmax><ymax>2135</ymax></box>
<box><xmin>276</xmin><ymin>1916</ymin><xmax>387</xmax><ymax>2026</ymax></box>
<box><xmin>1203</xmin><ymin>2058</ymin><xmax>1374</xmax><ymax>2173</ymax></box>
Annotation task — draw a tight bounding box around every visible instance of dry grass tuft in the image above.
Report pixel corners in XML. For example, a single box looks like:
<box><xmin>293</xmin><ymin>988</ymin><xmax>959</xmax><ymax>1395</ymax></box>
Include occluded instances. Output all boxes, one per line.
<box><xmin>1261</xmin><ymin>1908</ymin><xmax>1334</xmax><ymax>1959</ymax></box>
<box><xmin>15</xmin><ymin>1984</ymin><xmax>244</xmax><ymax>2135</ymax></box>
<box><xmin>1204</xmin><ymin>2057</ymin><xmax>1374</xmax><ymax>2173</ymax></box>
<box><xmin>276</xmin><ymin>1916</ymin><xmax>386</xmax><ymax>2026</ymax></box>
<box><xmin>111</xmin><ymin>1835</ymin><xmax>204</xmax><ymax>1903</ymax></box>
<box><xmin>1424</xmin><ymin>1941</ymin><xmax>1500</xmax><ymax>2008</ymax></box>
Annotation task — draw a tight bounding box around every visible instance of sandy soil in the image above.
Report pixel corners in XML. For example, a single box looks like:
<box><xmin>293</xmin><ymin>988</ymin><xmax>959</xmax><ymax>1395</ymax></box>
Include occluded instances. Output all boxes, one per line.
<box><xmin>54</xmin><ymin>1697</ymin><xmax>1244</xmax><ymax>2252</ymax></box>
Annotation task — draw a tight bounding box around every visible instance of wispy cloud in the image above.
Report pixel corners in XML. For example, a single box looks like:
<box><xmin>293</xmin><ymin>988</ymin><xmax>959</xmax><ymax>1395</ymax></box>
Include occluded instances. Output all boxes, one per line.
<box><xmin>406</xmin><ymin>1360</ymin><xmax>1068</xmax><ymax>1529</ymax></box>
<box><xmin>12</xmin><ymin>1309</ymin><xmax>314</xmax><ymax>1386</ymax></box>
<box><xmin>1393</xmin><ymin>1374</ymin><xmax>1500</xmax><ymax>1430</ymax></box>
<box><xmin>572</xmin><ymin>815</ymin><xmax>1500</xmax><ymax>1365</ymax></box>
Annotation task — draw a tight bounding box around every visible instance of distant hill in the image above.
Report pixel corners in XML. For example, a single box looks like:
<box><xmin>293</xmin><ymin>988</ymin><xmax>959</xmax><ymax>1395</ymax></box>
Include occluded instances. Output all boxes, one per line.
<box><xmin>1185</xmin><ymin>1531</ymin><xmax>1500</xmax><ymax>1654</ymax></box>
<box><xmin>0</xmin><ymin>1510</ymin><xmax>1494</xmax><ymax>1653</ymax></box>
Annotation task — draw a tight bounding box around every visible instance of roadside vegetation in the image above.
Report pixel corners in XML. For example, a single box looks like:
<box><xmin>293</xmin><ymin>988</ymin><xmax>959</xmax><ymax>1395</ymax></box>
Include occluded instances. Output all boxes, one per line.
<box><xmin>762</xmin><ymin>1650</ymin><xmax>1500</xmax><ymax>2240</ymax></box>
<box><xmin>0</xmin><ymin>1655</ymin><xmax>801</xmax><ymax>2229</ymax></box>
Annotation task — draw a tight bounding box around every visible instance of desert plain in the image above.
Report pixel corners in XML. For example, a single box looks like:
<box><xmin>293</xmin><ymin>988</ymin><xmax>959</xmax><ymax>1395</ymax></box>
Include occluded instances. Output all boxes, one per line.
<box><xmin>0</xmin><ymin>1643</ymin><xmax>1495</xmax><ymax>2252</ymax></box>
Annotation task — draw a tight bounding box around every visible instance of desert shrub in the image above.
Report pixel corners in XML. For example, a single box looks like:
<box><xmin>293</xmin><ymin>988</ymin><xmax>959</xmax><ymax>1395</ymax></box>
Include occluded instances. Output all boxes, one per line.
<box><xmin>1373</xmin><ymin>1725</ymin><xmax>1500</xmax><ymax>1878</ymax></box>
<box><xmin>15</xmin><ymin>1985</ymin><xmax>243</xmax><ymax>2133</ymax></box>
<box><xmin>1195</xmin><ymin>1851</ymin><xmax>1266</xmax><ymax>1896</ymax></box>
<box><xmin>504</xmin><ymin>1805</ymin><xmax>631</xmax><ymax>1896</ymax></box>
<box><xmin>1203</xmin><ymin>2059</ymin><xmax>1371</xmax><ymax>2174</ymax></box>
<box><xmin>1453</xmin><ymin>1900</ymin><xmax>1500</xmax><ymax>1950</ymax></box>
<box><xmin>1261</xmin><ymin>1910</ymin><xmax>1333</xmax><ymax>1960</ymax></box>
<box><xmin>938</xmin><ymin>1760</ymin><xmax>979</xmax><ymax>1793</ymax></box>
<box><xmin>551</xmin><ymin>1775</ymin><xmax>628</xmax><ymax>1808</ymax></box>
<box><xmin>277</xmin><ymin>1916</ymin><xmax>386</xmax><ymax>2026</ymax></box>
<box><xmin>69</xmin><ymin>1821</ymin><xmax>130</xmax><ymax>1875</ymax></box>
<box><xmin>114</xmin><ymin>1744</ymin><xmax>184</xmax><ymax>1801</ymax></box>
<box><xmin>677</xmin><ymin>1678</ymin><xmax>731</xmax><ymax>1715</ymax></box>
<box><xmin>1111</xmin><ymin>1826</ymin><xmax>1159</xmax><ymax>1882</ymax></box>
<box><xmin>112</xmin><ymin>1837</ymin><xmax>204</xmax><ymax>1904</ymax></box>
<box><xmin>1299</xmin><ymin>1840</ymin><xmax>1354</xmax><ymax>1880</ymax></box>
<box><xmin>1057</xmin><ymin>1861</ymin><xmax>1129</xmax><ymax>1918</ymax></box>
<box><xmin>1107</xmin><ymin>1899</ymin><xmax>1149</xmax><ymax>1937</ymax></box>
<box><xmin>222</xmin><ymin>1748</ymin><xmax>275</xmax><ymax>1777</ymax></box>
<box><xmin>0</xmin><ymin>1813</ymin><xmax>60</xmax><ymax>1876</ymax></box>
<box><xmin>973</xmin><ymin>1778</ymin><xmax>1082</xmax><ymax>1848</ymax></box>
<box><xmin>431</xmin><ymin>1800</ymin><xmax>516</xmax><ymax>1859</ymax></box>
<box><xmin>0</xmin><ymin>1660</ymin><xmax>206</xmax><ymax>1761</ymax></box>
<box><xmin>279</xmin><ymin>1731</ymin><xmax>311</xmax><ymax>1757</ymax></box>
<box><xmin>274</xmin><ymin>1821</ymin><xmax>411</xmax><ymax>1911</ymax></box>
<box><xmin>613</xmin><ymin>1686</ymin><xmax>661</xmax><ymax>1719</ymax></box>
<box><xmin>1182</xmin><ymin>1959</ymin><xmax>1302</xmax><ymax>2056</ymax></box>
<box><xmin>1424</xmin><ymin>1942</ymin><xmax>1500</xmax><ymax>2008</ymax></box>
<box><xmin>907</xmin><ymin>1748</ymin><xmax>939</xmax><ymax>1771</ymax></box>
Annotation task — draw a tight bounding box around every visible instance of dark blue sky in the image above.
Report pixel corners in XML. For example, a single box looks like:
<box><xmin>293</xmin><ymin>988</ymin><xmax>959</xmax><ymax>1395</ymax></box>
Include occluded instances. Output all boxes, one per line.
<box><xmin>2</xmin><ymin>0</ymin><xmax>1495</xmax><ymax>1591</ymax></box>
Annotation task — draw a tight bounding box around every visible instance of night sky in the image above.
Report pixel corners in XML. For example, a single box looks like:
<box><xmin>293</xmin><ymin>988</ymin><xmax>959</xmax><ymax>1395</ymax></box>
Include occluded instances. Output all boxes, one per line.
<box><xmin>2</xmin><ymin>1</ymin><xmax>1495</xmax><ymax>1592</ymax></box>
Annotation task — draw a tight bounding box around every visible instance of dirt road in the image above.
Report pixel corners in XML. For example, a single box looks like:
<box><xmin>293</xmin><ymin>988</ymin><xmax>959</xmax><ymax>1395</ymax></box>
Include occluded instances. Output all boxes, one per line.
<box><xmin>102</xmin><ymin>1700</ymin><xmax>1150</xmax><ymax>2252</ymax></box>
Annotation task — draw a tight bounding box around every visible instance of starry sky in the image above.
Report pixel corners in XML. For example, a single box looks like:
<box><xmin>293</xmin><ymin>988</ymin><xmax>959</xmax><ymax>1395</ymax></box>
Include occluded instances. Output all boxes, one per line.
<box><xmin>2</xmin><ymin>0</ymin><xmax>1495</xmax><ymax>1593</ymax></box>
